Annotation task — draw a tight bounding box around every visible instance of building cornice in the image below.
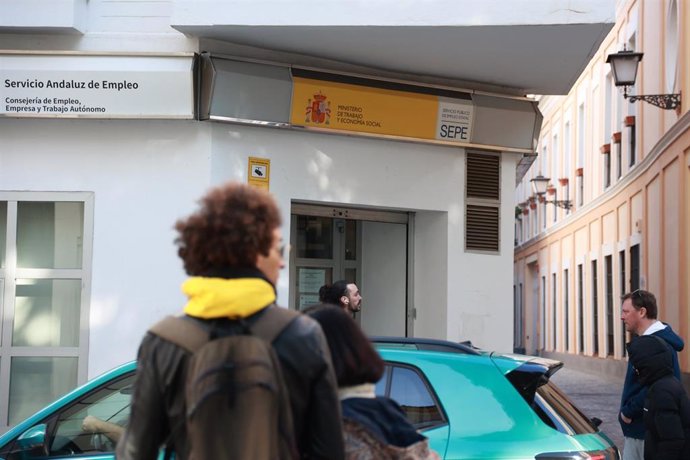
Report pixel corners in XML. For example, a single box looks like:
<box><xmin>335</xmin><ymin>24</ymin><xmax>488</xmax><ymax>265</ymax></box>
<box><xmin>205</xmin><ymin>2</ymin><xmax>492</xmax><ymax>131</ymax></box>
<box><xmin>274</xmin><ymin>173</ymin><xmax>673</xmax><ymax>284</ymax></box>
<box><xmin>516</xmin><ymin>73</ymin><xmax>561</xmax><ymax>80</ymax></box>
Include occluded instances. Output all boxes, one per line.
<box><xmin>515</xmin><ymin>109</ymin><xmax>690</xmax><ymax>253</ymax></box>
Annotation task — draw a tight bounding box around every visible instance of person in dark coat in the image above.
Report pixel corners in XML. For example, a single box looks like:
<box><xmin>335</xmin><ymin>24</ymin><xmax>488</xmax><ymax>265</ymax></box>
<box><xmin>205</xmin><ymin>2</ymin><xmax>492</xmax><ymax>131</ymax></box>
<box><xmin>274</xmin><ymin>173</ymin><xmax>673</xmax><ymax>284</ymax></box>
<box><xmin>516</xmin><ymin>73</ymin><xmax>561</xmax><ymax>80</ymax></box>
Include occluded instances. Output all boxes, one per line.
<box><xmin>305</xmin><ymin>304</ymin><xmax>439</xmax><ymax>460</ymax></box>
<box><xmin>116</xmin><ymin>183</ymin><xmax>344</xmax><ymax>460</ymax></box>
<box><xmin>619</xmin><ymin>289</ymin><xmax>684</xmax><ymax>460</ymax></box>
<box><xmin>627</xmin><ymin>335</ymin><xmax>690</xmax><ymax>460</ymax></box>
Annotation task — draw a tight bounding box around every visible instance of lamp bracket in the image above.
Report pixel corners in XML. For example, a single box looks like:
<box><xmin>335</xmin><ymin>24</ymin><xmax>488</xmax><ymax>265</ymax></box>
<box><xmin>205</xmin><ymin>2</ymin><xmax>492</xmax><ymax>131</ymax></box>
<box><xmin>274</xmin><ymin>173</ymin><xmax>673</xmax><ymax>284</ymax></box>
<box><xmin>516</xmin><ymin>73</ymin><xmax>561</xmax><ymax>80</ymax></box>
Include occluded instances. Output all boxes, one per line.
<box><xmin>625</xmin><ymin>92</ymin><xmax>681</xmax><ymax>110</ymax></box>
<box><xmin>545</xmin><ymin>199</ymin><xmax>572</xmax><ymax>210</ymax></box>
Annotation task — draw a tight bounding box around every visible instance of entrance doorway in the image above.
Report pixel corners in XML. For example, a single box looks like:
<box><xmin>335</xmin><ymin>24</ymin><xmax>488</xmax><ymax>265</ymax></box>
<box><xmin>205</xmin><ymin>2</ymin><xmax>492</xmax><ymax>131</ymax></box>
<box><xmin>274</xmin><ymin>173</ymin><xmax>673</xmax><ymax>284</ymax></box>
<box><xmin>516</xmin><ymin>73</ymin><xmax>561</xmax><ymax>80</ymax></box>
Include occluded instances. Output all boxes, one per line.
<box><xmin>290</xmin><ymin>204</ymin><xmax>412</xmax><ymax>337</ymax></box>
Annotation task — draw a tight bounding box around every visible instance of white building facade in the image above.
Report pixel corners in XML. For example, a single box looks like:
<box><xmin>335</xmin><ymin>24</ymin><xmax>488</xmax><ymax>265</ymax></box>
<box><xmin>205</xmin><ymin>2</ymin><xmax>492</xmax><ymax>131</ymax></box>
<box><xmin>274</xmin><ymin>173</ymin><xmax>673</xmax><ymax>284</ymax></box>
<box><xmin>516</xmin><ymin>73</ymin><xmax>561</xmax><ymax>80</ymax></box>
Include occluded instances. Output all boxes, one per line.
<box><xmin>1</xmin><ymin>0</ymin><xmax>613</xmax><ymax>430</ymax></box>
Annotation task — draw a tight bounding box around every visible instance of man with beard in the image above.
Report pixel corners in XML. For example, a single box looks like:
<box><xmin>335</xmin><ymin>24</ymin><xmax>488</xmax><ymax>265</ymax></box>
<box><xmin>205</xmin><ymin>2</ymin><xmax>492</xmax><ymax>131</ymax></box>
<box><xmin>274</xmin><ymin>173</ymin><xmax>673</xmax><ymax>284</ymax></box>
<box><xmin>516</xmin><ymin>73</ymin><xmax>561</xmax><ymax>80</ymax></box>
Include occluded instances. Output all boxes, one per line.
<box><xmin>619</xmin><ymin>289</ymin><xmax>684</xmax><ymax>460</ymax></box>
<box><xmin>318</xmin><ymin>280</ymin><xmax>363</xmax><ymax>315</ymax></box>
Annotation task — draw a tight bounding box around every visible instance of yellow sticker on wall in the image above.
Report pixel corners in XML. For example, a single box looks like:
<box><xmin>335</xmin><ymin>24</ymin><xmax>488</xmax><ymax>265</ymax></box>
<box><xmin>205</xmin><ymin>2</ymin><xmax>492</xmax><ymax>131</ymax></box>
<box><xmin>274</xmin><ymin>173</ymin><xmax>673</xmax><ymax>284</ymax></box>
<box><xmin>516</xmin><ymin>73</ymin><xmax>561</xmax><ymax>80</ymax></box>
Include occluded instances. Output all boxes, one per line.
<box><xmin>248</xmin><ymin>157</ymin><xmax>270</xmax><ymax>190</ymax></box>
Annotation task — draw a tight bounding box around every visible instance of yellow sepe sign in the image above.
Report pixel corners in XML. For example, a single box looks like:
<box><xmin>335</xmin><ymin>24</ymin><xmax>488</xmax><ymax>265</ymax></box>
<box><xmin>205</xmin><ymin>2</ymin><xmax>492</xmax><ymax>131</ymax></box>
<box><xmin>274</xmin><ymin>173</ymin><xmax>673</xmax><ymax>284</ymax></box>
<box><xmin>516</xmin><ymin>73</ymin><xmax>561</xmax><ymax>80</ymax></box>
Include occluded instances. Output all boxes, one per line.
<box><xmin>290</xmin><ymin>77</ymin><xmax>440</xmax><ymax>139</ymax></box>
<box><xmin>247</xmin><ymin>157</ymin><xmax>270</xmax><ymax>190</ymax></box>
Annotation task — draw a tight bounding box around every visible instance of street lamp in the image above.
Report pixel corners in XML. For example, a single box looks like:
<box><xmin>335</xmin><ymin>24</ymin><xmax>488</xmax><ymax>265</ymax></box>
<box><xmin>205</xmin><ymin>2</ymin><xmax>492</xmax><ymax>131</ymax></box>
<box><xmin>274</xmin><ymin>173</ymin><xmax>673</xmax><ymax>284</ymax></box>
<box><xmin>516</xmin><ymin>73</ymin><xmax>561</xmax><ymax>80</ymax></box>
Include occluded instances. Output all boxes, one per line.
<box><xmin>530</xmin><ymin>174</ymin><xmax>572</xmax><ymax>210</ymax></box>
<box><xmin>606</xmin><ymin>49</ymin><xmax>681</xmax><ymax>110</ymax></box>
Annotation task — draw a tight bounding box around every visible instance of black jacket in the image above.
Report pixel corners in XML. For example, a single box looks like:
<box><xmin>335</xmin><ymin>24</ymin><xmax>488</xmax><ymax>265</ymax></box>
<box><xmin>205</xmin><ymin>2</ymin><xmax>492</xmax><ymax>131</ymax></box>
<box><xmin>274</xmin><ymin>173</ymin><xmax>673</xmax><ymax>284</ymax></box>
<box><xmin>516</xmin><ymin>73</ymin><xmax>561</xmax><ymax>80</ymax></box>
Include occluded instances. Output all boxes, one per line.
<box><xmin>627</xmin><ymin>335</ymin><xmax>690</xmax><ymax>460</ymax></box>
<box><xmin>116</xmin><ymin>308</ymin><xmax>345</xmax><ymax>460</ymax></box>
<box><xmin>619</xmin><ymin>325</ymin><xmax>684</xmax><ymax>439</ymax></box>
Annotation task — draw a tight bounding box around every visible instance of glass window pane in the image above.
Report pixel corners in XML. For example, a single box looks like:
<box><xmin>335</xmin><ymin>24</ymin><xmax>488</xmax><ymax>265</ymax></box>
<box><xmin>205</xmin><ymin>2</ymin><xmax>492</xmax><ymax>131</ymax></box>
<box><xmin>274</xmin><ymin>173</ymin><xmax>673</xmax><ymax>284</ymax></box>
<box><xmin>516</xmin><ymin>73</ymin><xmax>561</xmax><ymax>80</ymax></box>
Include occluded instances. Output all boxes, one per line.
<box><xmin>374</xmin><ymin>366</ymin><xmax>389</xmax><ymax>396</ymax></box>
<box><xmin>295</xmin><ymin>216</ymin><xmax>333</xmax><ymax>259</ymax></box>
<box><xmin>344</xmin><ymin>268</ymin><xmax>356</xmax><ymax>285</ymax></box>
<box><xmin>17</xmin><ymin>201</ymin><xmax>84</xmax><ymax>269</ymax></box>
<box><xmin>296</xmin><ymin>267</ymin><xmax>332</xmax><ymax>310</ymax></box>
<box><xmin>8</xmin><ymin>357</ymin><xmax>78</xmax><ymax>426</ymax></box>
<box><xmin>536</xmin><ymin>382</ymin><xmax>596</xmax><ymax>434</ymax></box>
<box><xmin>14</xmin><ymin>279</ymin><xmax>81</xmax><ymax>347</ymax></box>
<box><xmin>390</xmin><ymin>366</ymin><xmax>443</xmax><ymax>428</ymax></box>
<box><xmin>344</xmin><ymin>220</ymin><xmax>357</xmax><ymax>260</ymax></box>
<box><xmin>0</xmin><ymin>201</ymin><xmax>6</xmax><ymax>268</ymax></box>
<box><xmin>51</xmin><ymin>373</ymin><xmax>134</xmax><ymax>454</ymax></box>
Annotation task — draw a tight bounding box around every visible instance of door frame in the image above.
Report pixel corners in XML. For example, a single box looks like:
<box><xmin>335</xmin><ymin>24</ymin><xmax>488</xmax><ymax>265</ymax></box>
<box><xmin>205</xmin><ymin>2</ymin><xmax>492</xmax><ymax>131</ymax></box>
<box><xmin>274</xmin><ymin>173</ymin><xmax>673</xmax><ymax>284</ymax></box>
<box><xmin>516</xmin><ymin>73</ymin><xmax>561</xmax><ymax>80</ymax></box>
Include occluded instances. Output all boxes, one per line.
<box><xmin>289</xmin><ymin>202</ymin><xmax>415</xmax><ymax>336</ymax></box>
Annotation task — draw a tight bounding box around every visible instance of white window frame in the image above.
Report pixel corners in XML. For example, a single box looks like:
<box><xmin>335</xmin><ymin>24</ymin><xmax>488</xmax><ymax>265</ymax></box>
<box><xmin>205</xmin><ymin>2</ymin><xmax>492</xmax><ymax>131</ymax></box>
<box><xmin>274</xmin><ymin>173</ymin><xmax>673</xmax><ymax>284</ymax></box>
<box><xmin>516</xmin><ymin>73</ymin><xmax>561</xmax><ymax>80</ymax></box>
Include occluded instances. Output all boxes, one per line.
<box><xmin>604</xmin><ymin>71</ymin><xmax>613</xmax><ymax>142</ymax></box>
<box><xmin>665</xmin><ymin>1</ymin><xmax>679</xmax><ymax>94</ymax></box>
<box><xmin>564</xmin><ymin>120</ymin><xmax>572</xmax><ymax>176</ymax></box>
<box><xmin>551</xmin><ymin>131</ymin><xmax>559</xmax><ymax>183</ymax></box>
<box><xmin>626</xmin><ymin>35</ymin><xmax>637</xmax><ymax>121</ymax></box>
<box><xmin>577</xmin><ymin>103</ymin><xmax>586</xmax><ymax>169</ymax></box>
<box><xmin>0</xmin><ymin>191</ymin><xmax>94</xmax><ymax>432</ymax></box>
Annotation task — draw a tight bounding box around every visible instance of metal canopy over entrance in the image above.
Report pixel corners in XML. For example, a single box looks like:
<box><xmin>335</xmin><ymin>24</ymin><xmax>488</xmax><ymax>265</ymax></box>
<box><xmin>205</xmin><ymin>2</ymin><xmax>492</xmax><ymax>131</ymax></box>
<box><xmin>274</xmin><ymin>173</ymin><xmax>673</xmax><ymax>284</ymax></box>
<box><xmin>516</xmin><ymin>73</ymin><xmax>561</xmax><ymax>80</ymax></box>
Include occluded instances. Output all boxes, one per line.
<box><xmin>197</xmin><ymin>54</ymin><xmax>543</xmax><ymax>182</ymax></box>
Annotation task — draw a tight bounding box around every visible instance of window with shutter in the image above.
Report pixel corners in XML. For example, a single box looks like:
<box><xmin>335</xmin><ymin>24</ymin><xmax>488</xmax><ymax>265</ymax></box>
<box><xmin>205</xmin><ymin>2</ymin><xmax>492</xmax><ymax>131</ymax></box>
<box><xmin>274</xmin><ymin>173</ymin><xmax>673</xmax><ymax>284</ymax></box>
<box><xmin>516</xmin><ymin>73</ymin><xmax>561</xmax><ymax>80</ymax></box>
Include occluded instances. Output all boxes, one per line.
<box><xmin>465</xmin><ymin>152</ymin><xmax>500</xmax><ymax>252</ymax></box>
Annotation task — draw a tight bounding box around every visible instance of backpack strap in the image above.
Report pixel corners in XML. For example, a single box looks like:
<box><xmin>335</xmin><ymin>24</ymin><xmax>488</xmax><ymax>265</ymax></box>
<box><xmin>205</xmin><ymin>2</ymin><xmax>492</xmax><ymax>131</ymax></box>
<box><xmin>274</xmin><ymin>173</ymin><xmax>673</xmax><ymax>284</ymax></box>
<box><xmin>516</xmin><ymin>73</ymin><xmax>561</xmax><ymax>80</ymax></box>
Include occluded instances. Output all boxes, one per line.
<box><xmin>250</xmin><ymin>305</ymin><xmax>301</xmax><ymax>343</ymax></box>
<box><xmin>149</xmin><ymin>306</ymin><xmax>301</xmax><ymax>351</ymax></box>
<box><xmin>149</xmin><ymin>316</ymin><xmax>209</xmax><ymax>352</ymax></box>
<box><xmin>147</xmin><ymin>316</ymin><xmax>209</xmax><ymax>459</ymax></box>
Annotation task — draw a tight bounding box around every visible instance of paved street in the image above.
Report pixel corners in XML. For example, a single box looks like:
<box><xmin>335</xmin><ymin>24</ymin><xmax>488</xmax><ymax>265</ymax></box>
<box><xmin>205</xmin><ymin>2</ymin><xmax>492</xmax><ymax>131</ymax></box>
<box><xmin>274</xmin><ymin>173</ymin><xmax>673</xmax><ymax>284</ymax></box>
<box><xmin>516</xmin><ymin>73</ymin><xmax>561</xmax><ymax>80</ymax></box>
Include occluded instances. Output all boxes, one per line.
<box><xmin>551</xmin><ymin>367</ymin><xmax>624</xmax><ymax>450</ymax></box>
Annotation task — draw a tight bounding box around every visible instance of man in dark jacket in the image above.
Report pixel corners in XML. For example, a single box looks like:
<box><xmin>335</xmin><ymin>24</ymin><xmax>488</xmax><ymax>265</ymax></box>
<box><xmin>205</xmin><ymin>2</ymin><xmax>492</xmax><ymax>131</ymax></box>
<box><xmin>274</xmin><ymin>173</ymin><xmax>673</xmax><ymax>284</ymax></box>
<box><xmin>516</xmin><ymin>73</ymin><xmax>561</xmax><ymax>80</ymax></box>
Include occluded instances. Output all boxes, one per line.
<box><xmin>116</xmin><ymin>183</ymin><xmax>344</xmax><ymax>460</ymax></box>
<box><xmin>627</xmin><ymin>335</ymin><xmax>690</xmax><ymax>460</ymax></box>
<box><xmin>619</xmin><ymin>289</ymin><xmax>684</xmax><ymax>460</ymax></box>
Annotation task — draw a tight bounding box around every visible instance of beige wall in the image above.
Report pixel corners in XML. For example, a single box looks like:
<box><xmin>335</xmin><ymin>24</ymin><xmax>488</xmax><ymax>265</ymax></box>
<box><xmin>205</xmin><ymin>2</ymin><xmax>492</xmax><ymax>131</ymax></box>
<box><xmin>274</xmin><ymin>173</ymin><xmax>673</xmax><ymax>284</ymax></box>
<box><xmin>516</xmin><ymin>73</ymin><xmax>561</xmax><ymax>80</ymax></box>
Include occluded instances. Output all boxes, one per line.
<box><xmin>647</xmin><ymin>176</ymin><xmax>661</xmax><ymax>294</ymax></box>
<box><xmin>663</xmin><ymin>158</ymin><xmax>681</xmax><ymax>328</ymax></box>
<box><xmin>517</xmin><ymin>122</ymin><xmax>690</xmax><ymax>370</ymax></box>
<box><xmin>684</xmin><ymin>148</ymin><xmax>690</xmax><ymax>370</ymax></box>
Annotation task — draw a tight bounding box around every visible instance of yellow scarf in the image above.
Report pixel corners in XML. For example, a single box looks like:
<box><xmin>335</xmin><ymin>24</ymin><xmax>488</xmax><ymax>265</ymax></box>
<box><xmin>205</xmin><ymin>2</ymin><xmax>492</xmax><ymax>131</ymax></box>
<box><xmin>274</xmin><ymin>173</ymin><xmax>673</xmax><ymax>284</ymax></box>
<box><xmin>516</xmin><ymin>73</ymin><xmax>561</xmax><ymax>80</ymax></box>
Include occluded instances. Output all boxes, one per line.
<box><xmin>182</xmin><ymin>277</ymin><xmax>276</xmax><ymax>319</ymax></box>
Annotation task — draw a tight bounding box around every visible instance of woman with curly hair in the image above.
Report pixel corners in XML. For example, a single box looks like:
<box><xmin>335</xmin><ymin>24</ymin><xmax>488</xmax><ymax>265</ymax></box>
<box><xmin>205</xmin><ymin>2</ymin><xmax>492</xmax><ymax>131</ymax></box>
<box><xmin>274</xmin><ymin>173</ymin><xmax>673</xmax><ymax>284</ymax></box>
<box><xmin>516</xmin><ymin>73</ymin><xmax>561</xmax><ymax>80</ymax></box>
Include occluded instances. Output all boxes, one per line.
<box><xmin>118</xmin><ymin>182</ymin><xmax>344</xmax><ymax>460</ymax></box>
<box><xmin>305</xmin><ymin>304</ymin><xmax>439</xmax><ymax>460</ymax></box>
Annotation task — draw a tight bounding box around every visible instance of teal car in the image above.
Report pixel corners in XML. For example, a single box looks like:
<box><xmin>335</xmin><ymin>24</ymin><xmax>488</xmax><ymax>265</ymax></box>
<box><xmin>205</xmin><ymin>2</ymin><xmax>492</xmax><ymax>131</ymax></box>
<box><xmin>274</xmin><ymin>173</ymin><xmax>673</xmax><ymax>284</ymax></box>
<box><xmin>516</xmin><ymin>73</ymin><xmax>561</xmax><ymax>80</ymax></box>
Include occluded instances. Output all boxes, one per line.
<box><xmin>0</xmin><ymin>361</ymin><xmax>135</xmax><ymax>460</ymax></box>
<box><xmin>0</xmin><ymin>338</ymin><xmax>618</xmax><ymax>460</ymax></box>
<box><xmin>373</xmin><ymin>337</ymin><xmax>619</xmax><ymax>459</ymax></box>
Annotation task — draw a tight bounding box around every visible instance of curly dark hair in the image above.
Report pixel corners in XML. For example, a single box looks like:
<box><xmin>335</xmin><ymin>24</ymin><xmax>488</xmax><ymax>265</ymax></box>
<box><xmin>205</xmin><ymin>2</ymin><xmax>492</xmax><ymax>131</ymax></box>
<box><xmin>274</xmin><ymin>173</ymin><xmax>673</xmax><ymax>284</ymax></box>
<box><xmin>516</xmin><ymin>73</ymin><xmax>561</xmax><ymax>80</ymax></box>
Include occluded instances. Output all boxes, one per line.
<box><xmin>174</xmin><ymin>183</ymin><xmax>282</xmax><ymax>275</ymax></box>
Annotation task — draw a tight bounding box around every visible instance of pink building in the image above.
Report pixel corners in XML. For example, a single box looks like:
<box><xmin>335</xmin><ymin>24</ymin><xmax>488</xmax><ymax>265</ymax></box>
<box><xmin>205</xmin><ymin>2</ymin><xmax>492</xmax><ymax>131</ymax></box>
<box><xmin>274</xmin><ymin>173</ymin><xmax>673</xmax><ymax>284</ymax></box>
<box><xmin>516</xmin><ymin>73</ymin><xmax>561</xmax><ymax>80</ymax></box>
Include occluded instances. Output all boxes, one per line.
<box><xmin>514</xmin><ymin>0</ymin><xmax>690</xmax><ymax>386</ymax></box>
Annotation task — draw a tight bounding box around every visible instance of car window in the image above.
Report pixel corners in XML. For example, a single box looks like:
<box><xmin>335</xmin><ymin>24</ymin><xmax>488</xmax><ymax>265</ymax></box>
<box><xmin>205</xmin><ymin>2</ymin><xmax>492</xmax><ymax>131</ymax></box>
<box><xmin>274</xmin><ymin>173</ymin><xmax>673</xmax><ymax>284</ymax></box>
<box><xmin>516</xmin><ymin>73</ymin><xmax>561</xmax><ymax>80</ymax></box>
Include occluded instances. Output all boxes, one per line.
<box><xmin>0</xmin><ymin>372</ymin><xmax>134</xmax><ymax>460</ymax></box>
<box><xmin>534</xmin><ymin>381</ymin><xmax>596</xmax><ymax>435</ymax></box>
<box><xmin>383</xmin><ymin>364</ymin><xmax>445</xmax><ymax>430</ymax></box>
<box><xmin>49</xmin><ymin>373</ymin><xmax>134</xmax><ymax>456</ymax></box>
<box><xmin>374</xmin><ymin>365</ymin><xmax>389</xmax><ymax>396</ymax></box>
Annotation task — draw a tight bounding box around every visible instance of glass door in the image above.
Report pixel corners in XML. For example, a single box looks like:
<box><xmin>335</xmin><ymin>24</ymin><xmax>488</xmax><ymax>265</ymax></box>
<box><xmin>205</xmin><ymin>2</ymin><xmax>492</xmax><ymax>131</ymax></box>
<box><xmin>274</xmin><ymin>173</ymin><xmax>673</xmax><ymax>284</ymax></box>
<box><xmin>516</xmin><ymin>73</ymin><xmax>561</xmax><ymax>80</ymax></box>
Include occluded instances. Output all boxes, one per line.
<box><xmin>289</xmin><ymin>214</ymin><xmax>361</xmax><ymax>315</ymax></box>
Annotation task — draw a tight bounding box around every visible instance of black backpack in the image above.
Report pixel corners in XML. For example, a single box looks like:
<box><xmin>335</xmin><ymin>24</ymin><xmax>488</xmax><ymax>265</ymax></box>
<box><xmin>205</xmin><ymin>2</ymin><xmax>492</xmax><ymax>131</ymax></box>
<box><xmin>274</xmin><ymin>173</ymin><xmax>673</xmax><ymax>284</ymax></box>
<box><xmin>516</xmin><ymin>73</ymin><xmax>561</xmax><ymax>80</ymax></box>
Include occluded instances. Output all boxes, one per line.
<box><xmin>149</xmin><ymin>305</ymin><xmax>300</xmax><ymax>460</ymax></box>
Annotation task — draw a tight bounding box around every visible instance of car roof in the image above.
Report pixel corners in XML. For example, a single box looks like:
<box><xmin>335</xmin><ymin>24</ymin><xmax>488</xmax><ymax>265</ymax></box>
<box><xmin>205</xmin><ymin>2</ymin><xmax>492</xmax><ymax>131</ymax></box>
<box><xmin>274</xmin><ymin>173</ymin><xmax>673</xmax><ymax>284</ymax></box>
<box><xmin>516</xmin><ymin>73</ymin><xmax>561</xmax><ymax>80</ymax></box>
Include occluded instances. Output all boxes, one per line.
<box><xmin>371</xmin><ymin>336</ymin><xmax>481</xmax><ymax>355</ymax></box>
<box><xmin>372</xmin><ymin>336</ymin><xmax>563</xmax><ymax>376</ymax></box>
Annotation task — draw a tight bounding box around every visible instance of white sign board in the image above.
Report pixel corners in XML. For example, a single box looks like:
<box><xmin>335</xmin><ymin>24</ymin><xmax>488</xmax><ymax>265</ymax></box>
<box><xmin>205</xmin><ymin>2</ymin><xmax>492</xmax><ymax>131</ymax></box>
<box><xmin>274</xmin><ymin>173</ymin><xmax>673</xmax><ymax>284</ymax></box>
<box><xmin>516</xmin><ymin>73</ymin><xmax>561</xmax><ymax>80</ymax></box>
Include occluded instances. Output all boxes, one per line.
<box><xmin>435</xmin><ymin>97</ymin><xmax>474</xmax><ymax>143</ymax></box>
<box><xmin>298</xmin><ymin>294</ymin><xmax>321</xmax><ymax>310</ymax></box>
<box><xmin>298</xmin><ymin>268</ymin><xmax>326</xmax><ymax>293</ymax></box>
<box><xmin>1</xmin><ymin>54</ymin><xmax>194</xmax><ymax>118</ymax></box>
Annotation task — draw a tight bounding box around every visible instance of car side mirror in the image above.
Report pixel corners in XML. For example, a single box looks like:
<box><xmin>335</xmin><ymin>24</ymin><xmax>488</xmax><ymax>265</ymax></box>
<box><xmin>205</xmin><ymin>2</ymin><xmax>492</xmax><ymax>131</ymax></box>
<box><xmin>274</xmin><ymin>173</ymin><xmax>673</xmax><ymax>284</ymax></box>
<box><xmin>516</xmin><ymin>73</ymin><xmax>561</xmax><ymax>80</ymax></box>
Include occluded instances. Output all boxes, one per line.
<box><xmin>591</xmin><ymin>417</ymin><xmax>602</xmax><ymax>428</ymax></box>
<box><xmin>16</xmin><ymin>424</ymin><xmax>47</xmax><ymax>451</ymax></box>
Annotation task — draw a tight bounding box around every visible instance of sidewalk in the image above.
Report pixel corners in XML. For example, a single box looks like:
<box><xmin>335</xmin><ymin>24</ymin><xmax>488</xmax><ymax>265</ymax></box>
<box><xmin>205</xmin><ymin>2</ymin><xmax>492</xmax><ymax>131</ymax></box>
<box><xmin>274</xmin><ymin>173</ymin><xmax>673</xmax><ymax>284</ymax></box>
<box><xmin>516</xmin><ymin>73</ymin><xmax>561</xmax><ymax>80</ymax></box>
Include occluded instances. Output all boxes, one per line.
<box><xmin>551</xmin><ymin>366</ymin><xmax>624</xmax><ymax>450</ymax></box>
